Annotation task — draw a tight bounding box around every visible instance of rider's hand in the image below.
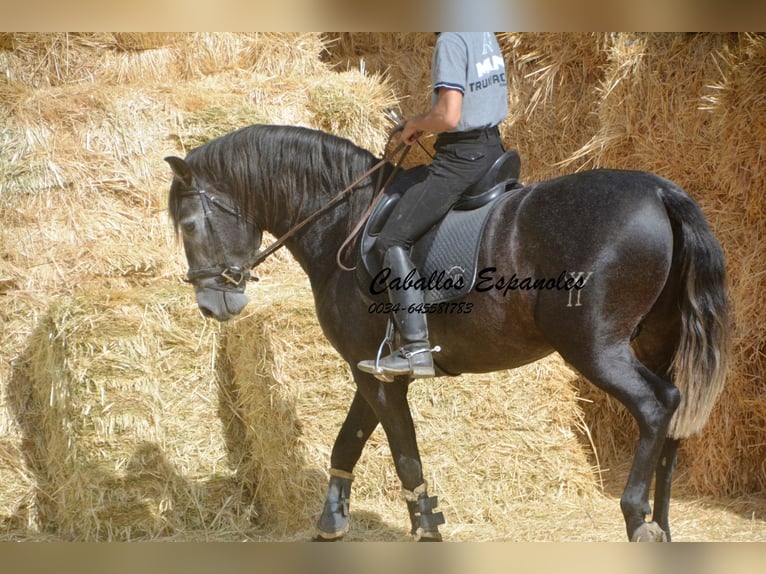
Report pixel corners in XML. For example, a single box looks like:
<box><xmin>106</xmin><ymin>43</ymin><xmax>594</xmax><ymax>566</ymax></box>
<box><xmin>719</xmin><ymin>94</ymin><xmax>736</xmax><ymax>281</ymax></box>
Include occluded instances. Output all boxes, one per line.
<box><xmin>401</xmin><ymin>120</ymin><xmax>423</xmax><ymax>146</ymax></box>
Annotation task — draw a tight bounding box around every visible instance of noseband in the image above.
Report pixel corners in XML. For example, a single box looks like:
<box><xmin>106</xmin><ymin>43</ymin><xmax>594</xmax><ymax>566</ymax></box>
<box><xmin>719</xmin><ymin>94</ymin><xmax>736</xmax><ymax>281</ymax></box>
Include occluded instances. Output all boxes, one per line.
<box><xmin>180</xmin><ymin>189</ymin><xmax>258</xmax><ymax>291</ymax></box>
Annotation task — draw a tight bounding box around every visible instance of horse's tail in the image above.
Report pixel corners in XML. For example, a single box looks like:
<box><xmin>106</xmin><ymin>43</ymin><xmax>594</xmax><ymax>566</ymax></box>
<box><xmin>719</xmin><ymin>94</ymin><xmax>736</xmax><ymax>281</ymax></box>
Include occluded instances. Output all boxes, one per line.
<box><xmin>659</xmin><ymin>183</ymin><xmax>732</xmax><ymax>438</ymax></box>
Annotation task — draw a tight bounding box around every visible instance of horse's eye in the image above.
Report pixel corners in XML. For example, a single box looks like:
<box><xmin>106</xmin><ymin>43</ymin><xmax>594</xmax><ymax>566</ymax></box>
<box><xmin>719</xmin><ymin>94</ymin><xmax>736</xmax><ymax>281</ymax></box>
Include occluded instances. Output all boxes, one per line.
<box><xmin>182</xmin><ymin>221</ymin><xmax>196</xmax><ymax>234</ymax></box>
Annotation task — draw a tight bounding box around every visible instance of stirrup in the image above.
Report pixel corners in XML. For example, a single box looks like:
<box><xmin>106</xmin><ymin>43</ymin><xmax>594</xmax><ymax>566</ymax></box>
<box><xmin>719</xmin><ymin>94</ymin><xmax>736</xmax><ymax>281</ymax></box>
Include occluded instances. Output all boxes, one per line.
<box><xmin>361</xmin><ymin>318</ymin><xmax>440</xmax><ymax>382</ymax></box>
<box><xmin>369</xmin><ymin>319</ymin><xmax>396</xmax><ymax>382</ymax></box>
<box><xmin>372</xmin><ymin>316</ymin><xmax>396</xmax><ymax>383</ymax></box>
<box><xmin>365</xmin><ymin>344</ymin><xmax>441</xmax><ymax>382</ymax></box>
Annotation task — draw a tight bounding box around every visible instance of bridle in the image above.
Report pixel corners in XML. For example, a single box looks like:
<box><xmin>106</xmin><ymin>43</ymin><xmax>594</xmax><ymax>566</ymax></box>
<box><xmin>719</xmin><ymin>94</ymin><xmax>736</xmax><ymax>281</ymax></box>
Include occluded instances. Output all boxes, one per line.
<box><xmin>179</xmin><ymin>188</ymin><xmax>258</xmax><ymax>291</ymax></box>
<box><xmin>179</xmin><ymin>131</ymin><xmax>411</xmax><ymax>288</ymax></box>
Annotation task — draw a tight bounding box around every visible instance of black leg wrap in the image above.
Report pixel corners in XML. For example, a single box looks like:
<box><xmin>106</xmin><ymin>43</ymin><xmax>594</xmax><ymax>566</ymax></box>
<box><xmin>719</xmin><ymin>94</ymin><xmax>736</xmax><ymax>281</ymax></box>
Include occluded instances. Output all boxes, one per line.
<box><xmin>403</xmin><ymin>482</ymin><xmax>445</xmax><ymax>541</ymax></box>
<box><xmin>314</xmin><ymin>470</ymin><xmax>354</xmax><ymax>541</ymax></box>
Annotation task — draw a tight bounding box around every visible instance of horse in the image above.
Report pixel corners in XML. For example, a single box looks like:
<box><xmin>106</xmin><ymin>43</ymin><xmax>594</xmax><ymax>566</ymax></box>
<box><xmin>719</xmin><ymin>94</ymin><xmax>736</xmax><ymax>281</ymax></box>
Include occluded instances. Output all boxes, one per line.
<box><xmin>165</xmin><ymin>123</ymin><xmax>730</xmax><ymax>542</ymax></box>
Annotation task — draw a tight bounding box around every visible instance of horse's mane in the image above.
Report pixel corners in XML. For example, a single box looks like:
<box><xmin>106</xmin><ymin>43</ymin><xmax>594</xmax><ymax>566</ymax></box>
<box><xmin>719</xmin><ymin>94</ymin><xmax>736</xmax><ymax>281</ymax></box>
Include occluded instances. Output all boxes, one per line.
<box><xmin>169</xmin><ymin>124</ymin><xmax>378</xmax><ymax>230</ymax></box>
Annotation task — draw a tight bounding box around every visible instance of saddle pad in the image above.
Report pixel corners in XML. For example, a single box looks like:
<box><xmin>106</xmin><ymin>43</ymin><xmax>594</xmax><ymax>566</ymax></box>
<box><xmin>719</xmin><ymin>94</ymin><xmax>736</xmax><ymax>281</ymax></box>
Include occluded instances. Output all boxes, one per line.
<box><xmin>358</xmin><ymin>194</ymin><xmax>503</xmax><ymax>305</ymax></box>
<box><xmin>411</xmin><ymin>199</ymin><xmax>497</xmax><ymax>304</ymax></box>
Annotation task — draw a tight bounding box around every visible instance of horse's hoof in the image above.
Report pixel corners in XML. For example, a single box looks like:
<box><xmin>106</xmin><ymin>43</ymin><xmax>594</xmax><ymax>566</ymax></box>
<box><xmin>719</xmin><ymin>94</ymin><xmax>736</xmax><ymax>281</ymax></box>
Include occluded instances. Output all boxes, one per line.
<box><xmin>631</xmin><ymin>522</ymin><xmax>668</xmax><ymax>542</ymax></box>
<box><xmin>312</xmin><ymin>530</ymin><xmax>346</xmax><ymax>542</ymax></box>
<box><xmin>413</xmin><ymin>528</ymin><xmax>443</xmax><ymax>542</ymax></box>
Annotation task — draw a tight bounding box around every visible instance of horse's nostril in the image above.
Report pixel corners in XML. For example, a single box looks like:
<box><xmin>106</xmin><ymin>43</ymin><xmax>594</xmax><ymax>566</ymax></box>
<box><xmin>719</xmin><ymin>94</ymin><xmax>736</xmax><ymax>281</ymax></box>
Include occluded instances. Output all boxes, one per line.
<box><xmin>199</xmin><ymin>306</ymin><xmax>215</xmax><ymax>318</ymax></box>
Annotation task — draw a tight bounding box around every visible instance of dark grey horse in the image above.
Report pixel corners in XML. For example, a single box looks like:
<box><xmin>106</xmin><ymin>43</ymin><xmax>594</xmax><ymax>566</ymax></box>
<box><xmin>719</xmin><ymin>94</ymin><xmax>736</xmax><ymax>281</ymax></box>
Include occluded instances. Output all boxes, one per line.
<box><xmin>166</xmin><ymin>124</ymin><xmax>730</xmax><ymax>542</ymax></box>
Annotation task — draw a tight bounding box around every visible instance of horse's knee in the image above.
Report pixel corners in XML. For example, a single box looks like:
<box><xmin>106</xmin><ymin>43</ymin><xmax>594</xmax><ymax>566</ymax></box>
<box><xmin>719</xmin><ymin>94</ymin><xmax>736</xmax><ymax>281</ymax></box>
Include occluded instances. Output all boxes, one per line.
<box><xmin>396</xmin><ymin>454</ymin><xmax>424</xmax><ymax>491</ymax></box>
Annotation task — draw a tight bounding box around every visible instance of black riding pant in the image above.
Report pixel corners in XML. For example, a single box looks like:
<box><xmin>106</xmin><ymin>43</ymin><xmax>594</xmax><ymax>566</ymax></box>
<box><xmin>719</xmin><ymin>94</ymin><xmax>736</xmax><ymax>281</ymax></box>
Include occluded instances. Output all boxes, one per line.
<box><xmin>376</xmin><ymin>126</ymin><xmax>505</xmax><ymax>252</ymax></box>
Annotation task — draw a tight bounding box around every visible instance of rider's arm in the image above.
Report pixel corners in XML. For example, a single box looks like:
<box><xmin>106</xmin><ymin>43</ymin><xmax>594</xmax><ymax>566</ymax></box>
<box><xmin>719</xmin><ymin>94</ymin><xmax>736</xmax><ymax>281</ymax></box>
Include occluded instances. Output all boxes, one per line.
<box><xmin>401</xmin><ymin>88</ymin><xmax>463</xmax><ymax>145</ymax></box>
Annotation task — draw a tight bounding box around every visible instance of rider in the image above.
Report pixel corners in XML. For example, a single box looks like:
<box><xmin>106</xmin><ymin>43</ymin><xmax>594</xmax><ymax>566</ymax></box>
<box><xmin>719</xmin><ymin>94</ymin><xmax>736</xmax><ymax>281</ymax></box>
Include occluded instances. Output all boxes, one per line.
<box><xmin>358</xmin><ymin>32</ymin><xmax>509</xmax><ymax>380</ymax></box>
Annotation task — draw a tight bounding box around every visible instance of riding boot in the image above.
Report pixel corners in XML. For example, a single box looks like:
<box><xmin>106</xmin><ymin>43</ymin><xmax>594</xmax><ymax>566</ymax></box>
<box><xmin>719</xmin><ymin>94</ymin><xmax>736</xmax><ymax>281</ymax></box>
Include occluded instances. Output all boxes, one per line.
<box><xmin>358</xmin><ymin>245</ymin><xmax>436</xmax><ymax>380</ymax></box>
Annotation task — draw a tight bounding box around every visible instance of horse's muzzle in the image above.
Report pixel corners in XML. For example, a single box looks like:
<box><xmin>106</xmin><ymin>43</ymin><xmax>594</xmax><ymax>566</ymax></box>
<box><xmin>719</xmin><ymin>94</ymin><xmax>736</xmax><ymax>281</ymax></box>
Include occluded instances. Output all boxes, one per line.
<box><xmin>195</xmin><ymin>288</ymin><xmax>249</xmax><ymax>321</ymax></box>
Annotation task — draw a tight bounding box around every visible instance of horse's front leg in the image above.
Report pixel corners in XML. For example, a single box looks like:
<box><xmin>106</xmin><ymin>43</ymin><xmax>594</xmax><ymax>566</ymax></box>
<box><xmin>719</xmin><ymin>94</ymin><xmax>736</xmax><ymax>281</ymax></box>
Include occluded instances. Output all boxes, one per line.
<box><xmin>314</xmin><ymin>388</ymin><xmax>379</xmax><ymax>541</ymax></box>
<box><xmin>315</xmin><ymin>370</ymin><xmax>444</xmax><ymax>541</ymax></box>
<box><xmin>355</xmin><ymin>371</ymin><xmax>444</xmax><ymax>541</ymax></box>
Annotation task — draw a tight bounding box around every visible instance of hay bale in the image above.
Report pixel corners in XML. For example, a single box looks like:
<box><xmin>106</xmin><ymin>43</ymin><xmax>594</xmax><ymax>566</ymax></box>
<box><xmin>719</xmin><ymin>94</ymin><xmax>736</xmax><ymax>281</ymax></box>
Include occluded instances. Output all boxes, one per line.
<box><xmin>216</xmin><ymin>266</ymin><xmax>601</xmax><ymax>540</ymax></box>
<box><xmin>322</xmin><ymin>33</ymin><xmax>438</xmax><ymax>166</ymax></box>
<box><xmin>324</xmin><ymin>33</ymin><xmax>607</xmax><ymax>174</ymax></box>
<box><xmin>2</xmin><ymin>31</ymin><xmax>766</xmax><ymax>541</ymax></box>
<box><xmin>216</xmin><ymin>297</ymin><xmax>350</xmax><ymax>537</ymax></box>
<box><xmin>4</xmin><ymin>286</ymin><xmax>253</xmax><ymax>540</ymax></box>
<box><xmin>551</xmin><ymin>33</ymin><xmax>766</xmax><ymax>496</ymax></box>
<box><xmin>1</xmin><ymin>30</ymin><xmax>400</xmax><ymax>541</ymax></box>
<box><xmin>497</xmin><ymin>32</ymin><xmax>609</xmax><ymax>179</ymax></box>
<box><xmin>0</xmin><ymin>274</ymin><xmax>601</xmax><ymax>541</ymax></box>
<box><xmin>327</xmin><ymin>32</ymin><xmax>766</xmax><ymax>497</ymax></box>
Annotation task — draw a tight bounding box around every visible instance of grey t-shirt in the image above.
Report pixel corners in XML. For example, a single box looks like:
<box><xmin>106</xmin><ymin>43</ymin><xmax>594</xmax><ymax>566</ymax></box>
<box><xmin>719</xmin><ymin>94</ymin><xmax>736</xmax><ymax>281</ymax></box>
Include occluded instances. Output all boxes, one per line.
<box><xmin>431</xmin><ymin>32</ymin><xmax>508</xmax><ymax>132</ymax></box>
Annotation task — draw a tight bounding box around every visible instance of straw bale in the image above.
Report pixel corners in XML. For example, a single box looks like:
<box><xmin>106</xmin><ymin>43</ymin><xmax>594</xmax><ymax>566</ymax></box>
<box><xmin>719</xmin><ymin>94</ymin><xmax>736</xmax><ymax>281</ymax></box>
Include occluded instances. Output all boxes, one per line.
<box><xmin>215</xmin><ymin>295</ymin><xmax>349</xmax><ymax>537</ymax></box>
<box><xmin>3</xmin><ymin>286</ymin><xmax>241</xmax><ymax>540</ymax></box>
<box><xmin>322</xmin><ymin>33</ymin><xmax>438</xmax><ymax>166</ymax></box>
<box><xmin>1</xmin><ymin>268</ymin><xmax>600</xmax><ymax>541</ymax></box>
<box><xmin>677</xmin><ymin>33</ymin><xmax>766</xmax><ymax>496</ymax></box>
<box><xmin>328</xmin><ymin>32</ymin><xmax>766</xmax><ymax>498</ymax></box>
<box><xmin>323</xmin><ymin>33</ymin><xmax>435</xmax><ymax>116</ymax></box>
<box><xmin>0</xmin><ymin>31</ymin><xmax>403</xmax><ymax>539</ymax></box>
<box><xmin>324</xmin><ymin>33</ymin><xmax>608</xmax><ymax>174</ymax></box>
<box><xmin>0</xmin><ymin>33</ymin><xmax>329</xmax><ymax>88</ymax></box>
<box><xmin>214</xmin><ymin>269</ymin><xmax>602</xmax><ymax>540</ymax></box>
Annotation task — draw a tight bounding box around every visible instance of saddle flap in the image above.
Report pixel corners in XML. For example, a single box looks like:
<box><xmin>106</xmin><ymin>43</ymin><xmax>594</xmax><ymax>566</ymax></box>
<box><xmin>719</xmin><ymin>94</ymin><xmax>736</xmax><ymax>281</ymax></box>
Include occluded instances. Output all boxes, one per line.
<box><xmin>359</xmin><ymin>193</ymin><xmax>512</xmax><ymax>304</ymax></box>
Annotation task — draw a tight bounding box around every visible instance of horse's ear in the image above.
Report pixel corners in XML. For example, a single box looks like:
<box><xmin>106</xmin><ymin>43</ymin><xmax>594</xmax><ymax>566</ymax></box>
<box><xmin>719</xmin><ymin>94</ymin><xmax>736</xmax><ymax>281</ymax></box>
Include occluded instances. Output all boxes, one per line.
<box><xmin>165</xmin><ymin>156</ymin><xmax>193</xmax><ymax>188</ymax></box>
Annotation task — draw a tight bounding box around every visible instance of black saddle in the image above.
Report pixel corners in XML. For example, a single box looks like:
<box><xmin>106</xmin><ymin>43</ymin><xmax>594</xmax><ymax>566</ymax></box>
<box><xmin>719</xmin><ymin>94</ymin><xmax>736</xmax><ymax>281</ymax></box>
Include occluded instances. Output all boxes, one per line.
<box><xmin>458</xmin><ymin>148</ymin><xmax>521</xmax><ymax>209</ymax></box>
<box><xmin>357</xmin><ymin>150</ymin><xmax>523</xmax><ymax>304</ymax></box>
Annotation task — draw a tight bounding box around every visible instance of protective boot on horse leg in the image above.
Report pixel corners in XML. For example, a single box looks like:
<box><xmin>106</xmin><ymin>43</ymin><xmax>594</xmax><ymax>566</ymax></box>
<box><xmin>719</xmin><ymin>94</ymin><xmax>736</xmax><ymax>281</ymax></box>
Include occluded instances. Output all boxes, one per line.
<box><xmin>358</xmin><ymin>244</ymin><xmax>437</xmax><ymax>380</ymax></box>
<box><xmin>314</xmin><ymin>468</ymin><xmax>354</xmax><ymax>541</ymax></box>
<box><xmin>403</xmin><ymin>481</ymin><xmax>445</xmax><ymax>541</ymax></box>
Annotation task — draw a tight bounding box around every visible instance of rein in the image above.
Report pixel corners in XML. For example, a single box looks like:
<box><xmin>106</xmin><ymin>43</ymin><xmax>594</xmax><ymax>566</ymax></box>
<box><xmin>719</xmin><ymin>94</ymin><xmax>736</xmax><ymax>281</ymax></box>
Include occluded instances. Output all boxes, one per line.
<box><xmin>335</xmin><ymin>142</ymin><xmax>411</xmax><ymax>271</ymax></box>
<box><xmin>250</xmin><ymin>139</ymin><xmax>411</xmax><ymax>270</ymax></box>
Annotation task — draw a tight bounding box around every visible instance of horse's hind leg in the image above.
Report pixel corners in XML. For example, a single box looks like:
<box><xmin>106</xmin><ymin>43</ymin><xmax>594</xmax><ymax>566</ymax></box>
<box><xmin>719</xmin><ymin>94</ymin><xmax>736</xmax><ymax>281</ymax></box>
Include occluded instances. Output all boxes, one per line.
<box><xmin>632</xmin><ymin>318</ymin><xmax>681</xmax><ymax>541</ymax></box>
<box><xmin>564</xmin><ymin>343</ymin><xmax>680</xmax><ymax>541</ymax></box>
<box><xmin>315</xmin><ymin>389</ymin><xmax>379</xmax><ymax>540</ymax></box>
<box><xmin>631</xmin><ymin>301</ymin><xmax>682</xmax><ymax>541</ymax></box>
<box><xmin>652</xmin><ymin>437</ymin><xmax>680</xmax><ymax>541</ymax></box>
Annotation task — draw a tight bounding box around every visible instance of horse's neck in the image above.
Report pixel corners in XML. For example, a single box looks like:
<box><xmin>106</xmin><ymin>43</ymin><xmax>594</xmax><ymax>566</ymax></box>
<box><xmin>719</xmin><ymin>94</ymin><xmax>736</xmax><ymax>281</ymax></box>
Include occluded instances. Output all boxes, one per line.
<box><xmin>273</xmin><ymin>181</ymin><xmax>373</xmax><ymax>283</ymax></box>
<box><xmin>251</xmin><ymin>134</ymin><xmax>380</xmax><ymax>283</ymax></box>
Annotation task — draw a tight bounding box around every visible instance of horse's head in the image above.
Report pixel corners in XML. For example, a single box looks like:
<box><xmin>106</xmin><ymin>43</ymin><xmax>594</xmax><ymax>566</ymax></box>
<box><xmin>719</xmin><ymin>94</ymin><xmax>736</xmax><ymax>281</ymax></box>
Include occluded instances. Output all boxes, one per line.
<box><xmin>165</xmin><ymin>156</ymin><xmax>262</xmax><ymax>321</ymax></box>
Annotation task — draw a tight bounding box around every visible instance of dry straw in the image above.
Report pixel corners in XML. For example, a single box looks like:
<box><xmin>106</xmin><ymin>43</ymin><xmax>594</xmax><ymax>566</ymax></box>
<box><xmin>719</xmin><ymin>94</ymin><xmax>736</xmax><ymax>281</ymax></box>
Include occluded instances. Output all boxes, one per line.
<box><xmin>1</xmin><ymin>33</ymin><xmax>765</xmax><ymax>541</ymax></box>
